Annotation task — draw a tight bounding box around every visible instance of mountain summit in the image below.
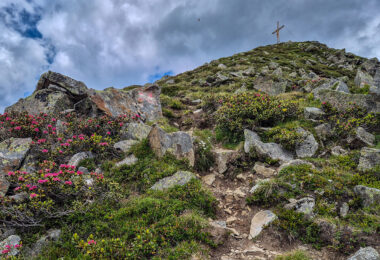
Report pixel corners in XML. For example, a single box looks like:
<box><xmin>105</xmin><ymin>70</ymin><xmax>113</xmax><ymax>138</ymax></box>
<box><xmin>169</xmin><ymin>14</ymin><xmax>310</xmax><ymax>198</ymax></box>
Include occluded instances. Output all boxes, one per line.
<box><xmin>0</xmin><ymin>41</ymin><xmax>379</xmax><ymax>259</ymax></box>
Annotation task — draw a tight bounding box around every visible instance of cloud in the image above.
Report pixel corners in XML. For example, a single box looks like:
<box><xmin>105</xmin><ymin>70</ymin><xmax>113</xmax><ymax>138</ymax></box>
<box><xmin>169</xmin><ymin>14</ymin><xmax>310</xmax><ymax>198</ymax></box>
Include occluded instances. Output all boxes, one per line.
<box><xmin>1</xmin><ymin>0</ymin><xmax>380</xmax><ymax>112</ymax></box>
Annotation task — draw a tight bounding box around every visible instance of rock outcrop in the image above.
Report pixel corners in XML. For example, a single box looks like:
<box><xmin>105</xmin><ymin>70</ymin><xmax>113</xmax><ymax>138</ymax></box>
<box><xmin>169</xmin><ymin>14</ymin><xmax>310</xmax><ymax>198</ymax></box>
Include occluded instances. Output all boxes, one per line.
<box><xmin>5</xmin><ymin>71</ymin><xmax>162</xmax><ymax>122</ymax></box>
<box><xmin>150</xmin><ymin>171</ymin><xmax>196</xmax><ymax>191</ymax></box>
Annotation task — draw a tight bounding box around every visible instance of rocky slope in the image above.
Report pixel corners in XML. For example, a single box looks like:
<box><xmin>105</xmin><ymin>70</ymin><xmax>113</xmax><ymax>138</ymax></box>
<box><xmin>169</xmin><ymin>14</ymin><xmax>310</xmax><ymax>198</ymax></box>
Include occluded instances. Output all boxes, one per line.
<box><xmin>0</xmin><ymin>41</ymin><xmax>379</xmax><ymax>259</ymax></box>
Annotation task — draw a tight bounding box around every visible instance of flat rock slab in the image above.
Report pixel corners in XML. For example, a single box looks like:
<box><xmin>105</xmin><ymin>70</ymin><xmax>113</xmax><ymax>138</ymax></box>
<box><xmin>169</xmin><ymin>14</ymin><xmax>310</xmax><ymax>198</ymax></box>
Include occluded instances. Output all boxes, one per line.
<box><xmin>121</xmin><ymin>123</ymin><xmax>152</xmax><ymax>141</ymax></box>
<box><xmin>244</xmin><ymin>129</ymin><xmax>293</xmax><ymax>163</ymax></box>
<box><xmin>114</xmin><ymin>140</ymin><xmax>138</xmax><ymax>153</ymax></box>
<box><xmin>354</xmin><ymin>185</ymin><xmax>380</xmax><ymax>207</ymax></box>
<box><xmin>295</xmin><ymin>128</ymin><xmax>318</xmax><ymax>158</ymax></box>
<box><xmin>115</xmin><ymin>155</ymin><xmax>138</xmax><ymax>167</ymax></box>
<box><xmin>249</xmin><ymin>210</ymin><xmax>277</xmax><ymax>239</ymax></box>
<box><xmin>212</xmin><ymin>148</ymin><xmax>238</xmax><ymax>174</ymax></box>
<box><xmin>150</xmin><ymin>171</ymin><xmax>196</xmax><ymax>191</ymax></box>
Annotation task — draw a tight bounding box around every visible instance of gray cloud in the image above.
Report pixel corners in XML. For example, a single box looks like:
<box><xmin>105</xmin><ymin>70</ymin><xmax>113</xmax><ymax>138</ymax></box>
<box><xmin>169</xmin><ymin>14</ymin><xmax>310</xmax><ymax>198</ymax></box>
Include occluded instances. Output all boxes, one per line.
<box><xmin>1</xmin><ymin>0</ymin><xmax>380</xmax><ymax>112</ymax></box>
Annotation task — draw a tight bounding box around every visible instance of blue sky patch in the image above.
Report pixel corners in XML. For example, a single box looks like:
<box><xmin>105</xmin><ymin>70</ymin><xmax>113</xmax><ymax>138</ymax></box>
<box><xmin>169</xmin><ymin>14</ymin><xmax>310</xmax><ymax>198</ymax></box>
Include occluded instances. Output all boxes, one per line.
<box><xmin>148</xmin><ymin>70</ymin><xmax>174</xmax><ymax>83</ymax></box>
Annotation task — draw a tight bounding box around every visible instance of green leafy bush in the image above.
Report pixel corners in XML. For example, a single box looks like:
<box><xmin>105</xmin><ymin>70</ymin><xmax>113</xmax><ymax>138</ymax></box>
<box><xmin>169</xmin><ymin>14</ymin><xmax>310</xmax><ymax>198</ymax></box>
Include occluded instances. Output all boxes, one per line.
<box><xmin>215</xmin><ymin>92</ymin><xmax>299</xmax><ymax>143</ymax></box>
<box><xmin>262</xmin><ymin>126</ymin><xmax>303</xmax><ymax>150</ymax></box>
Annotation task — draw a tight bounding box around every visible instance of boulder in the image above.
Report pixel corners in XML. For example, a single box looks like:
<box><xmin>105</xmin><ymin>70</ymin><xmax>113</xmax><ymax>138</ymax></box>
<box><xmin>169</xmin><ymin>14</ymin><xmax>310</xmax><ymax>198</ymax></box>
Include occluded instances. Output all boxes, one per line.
<box><xmin>29</xmin><ymin>229</ymin><xmax>61</xmax><ymax>258</ymax></box>
<box><xmin>347</xmin><ymin>247</ymin><xmax>380</xmax><ymax>260</ymax></box>
<box><xmin>304</xmin><ymin>107</ymin><xmax>325</xmax><ymax>120</ymax></box>
<box><xmin>253</xmin><ymin>162</ymin><xmax>277</xmax><ymax>177</ymax></box>
<box><xmin>5</xmin><ymin>89</ymin><xmax>74</xmax><ymax>115</ymax></box>
<box><xmin>150</xmin><ymin>171</ymin><xmax>196</xmax><ymax>191</ymax></box>
<box><xmin>114</xmin><ymin>140</ymin><xmax>138</xmax><ymax>153</ymax></box>
<box><xmin>0</xmin><ymin>235</ymin><xmax>21</xmax><ymax>256</ymax></box>
<box><xmin>253</xmin><ymin>77</ymin><xmax>287</xmax><ymax>96</ymax></box>
<box><xmin>244</xmin><ymin>129</ymin><xmax>293</xmax><ymax>163</ymax></box>
<box><xmin>315</xmin><ymin>123</ymin><xmax>334</xmax><ymax>141</ymax></box>
<box><xmin>121</xmin><ymin>123</ymin><xmax>152</xmax><ymax>141</ymax></box>
<box><xmin>0</xmin><ymin>138</ymin><xmax>33</xmax><ymax>196</ymax></box>
<box><xmin>312</xmin><ymin>79</ymin><xmax>350</xmax><ymax>95</ymax></box>
<box><xmin>315</xmin><ymin>90</ymin><xmax>380</xmax><ymax>113</ymax></box>
<box><xmin>68</xmin><ymin>152</ymin><xmax>94</xmax><ymax>167</ymax></box>
<box><xmin>277</xmin><ymin>159</ymin><xmax>315</xmax><ymax>173</ymax></box>
<box><xmin>249</xmin><ymin>210</ymin><xmax>277</xmax><ymax>239</ymax></box>
<box><xmin>347</xmin><ymin>127</ymin><xmax>375</xmax><ymax>148</ymax></box>
<box><xmin>295</xmin><ymin>128</ymin><xmax>318</xmax><ymax>158</ymax></box>
<box><xmin>148</xmin><ymin>125</ymin><xmax>195</xmax><ymax>166</ymax></box>
<box><xmin>36</xmin><ymin>71</ymin><xmax>88</xmax><ymax>96</ymax></box>
<box><xmin>268</xmin><ymin>61</ymin><xmax>279</xmax><ymax>70</ymax></box>
<box><xmin>115</xmin><ymin>155</ymin><xmax>138</xmax><ymax>167</ymax></box>
<box><xmin>355</xmin><ymin>70</ymin><xmax>374</xmax><ymax>88</ymax></box>
<box><xmin>212</xmin><ymin>148</ymin><xmax>238</xmax><ymax>174</ymax></box>
<box><xmin>358</xmin><ymin>147</ymin><xmax>380</xmax><ymax>170</ymax></box>
<box><xmin>284</xmin><ymin>197</ymin><xmax>315</xmax><ymax>216</ymax></box>
<box><xmin>354</xmin><ymin>185</ymin><xmax>380</xmax><ymax>207</ymax></box>
<box><xmin>88</xmin><ymin>84</ymin><xmax>162</xmax><ymax>121</ymax></box>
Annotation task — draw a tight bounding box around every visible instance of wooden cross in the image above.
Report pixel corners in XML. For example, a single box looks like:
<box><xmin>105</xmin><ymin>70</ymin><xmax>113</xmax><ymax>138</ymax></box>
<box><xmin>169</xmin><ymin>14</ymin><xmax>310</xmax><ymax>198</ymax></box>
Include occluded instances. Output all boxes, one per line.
<box><xmin>272</xmin><ymin>21</ymin><xmax>285</xmax><ymax>44</ymax></box>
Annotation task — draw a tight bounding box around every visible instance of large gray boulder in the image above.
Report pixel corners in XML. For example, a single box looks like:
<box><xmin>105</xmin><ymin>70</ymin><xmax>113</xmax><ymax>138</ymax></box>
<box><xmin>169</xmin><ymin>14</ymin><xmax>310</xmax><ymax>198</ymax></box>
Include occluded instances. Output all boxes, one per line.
<box><xmin>315</xmin><ymin>90</ymin><xmax>380</xmax><ymax>113</ymax></box>
<box><xmin>87</xmin><ymin>84</ymin><xmax>162</xmax><ymax>121</ymax></box>
<box><xmin>253</xmin><ymin>77</ymin><xmax>287</xmax><ymax>96</ymax></box>
<box><xmin>148</xmin><ymin>125</ymin><xmax>195</xmax><ymax>166</ymax></box>
<box><xmin>358</xmin><ymin>147</ymin><xmax>380</xmax><ymax>171</ymax></box>
<box><xmin>312</xmin><ymin>79</ymin><xmax>350</xmax><ymax>95</ymax></box>
<box><xmin>6</xmin><ymin>71</ymin><xmax>163</xmax><ymax>121</ymax></box>
<box><xmin>347</xmin><ymin>127</ymin><xmax>375</xmax><ymax>148</ymax></box>
<box><xmin>244</xmin><ymin>129</ymin><xmax>293</xmax><ymax>163</ymax></box>
<box><xmin>5</xmin><ymin>89</ymin><xmax>74</xmax><ymax>115</ymax></box>
<box><xmin>121</xmin><ymin>123</ymin><xmax>152</xmax><ymax>141</ymax></box>
<box><xmin>150</xmin><ymin>171</ymin><xmax>196</xmax><ymax>191</ymax></box>
<box><xmin>355</xmin><ymin>70</ymin><xmax>374</xmax><ymax>88</ymax></box>
<box><xmin>0</xmin><ymin>138</ymin><xmax>33</xmax><ymax>196</ymax></box>
<box><xmin>347</xmin><ymin>247</ymin><xmax>380</xmax><ymax>260</ymax></box>
<box><xmin>295</xmin><ymin>128</ymin><xmax>319</xmax><ymax>158</ymax></box>
<box><xmin>354</xmin><ymin>185</ymin><xmax>380</xmax><ymax>207</ymax></box>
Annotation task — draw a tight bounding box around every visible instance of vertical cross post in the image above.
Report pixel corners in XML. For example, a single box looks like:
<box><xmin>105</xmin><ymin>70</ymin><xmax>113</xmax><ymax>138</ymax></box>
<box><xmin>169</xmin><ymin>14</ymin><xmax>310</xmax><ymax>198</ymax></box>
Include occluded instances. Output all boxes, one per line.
<box><xmin>272</xmin><ymin>21</ymin><xmax>285</xmax><ymax>44</ymax></box>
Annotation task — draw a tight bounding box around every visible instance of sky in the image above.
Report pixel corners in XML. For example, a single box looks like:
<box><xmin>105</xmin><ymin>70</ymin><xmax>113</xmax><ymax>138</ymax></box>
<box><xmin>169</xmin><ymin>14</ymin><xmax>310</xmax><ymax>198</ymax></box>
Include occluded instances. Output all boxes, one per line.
<box><xmin>1</xmin><ymin>0</ymin><xmax>380</xmax><ymax>112</ymax></box>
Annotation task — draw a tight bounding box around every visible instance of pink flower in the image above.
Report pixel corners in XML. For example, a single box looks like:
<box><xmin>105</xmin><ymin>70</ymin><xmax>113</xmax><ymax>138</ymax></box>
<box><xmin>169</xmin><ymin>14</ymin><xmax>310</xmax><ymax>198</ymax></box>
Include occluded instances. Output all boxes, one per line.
<box><xmin>29</xmin><ymin>185</ymin><xmax>37</xmax><ymax>190</ymax></box>
<box><xmin>76</xmin><ymin>171</ymin><xmax>83</xmax><ymax>175</ymax></box>
<box><xmin>53</xmin><ymin>178</ymin><xmax>61</xmax><ymax>182</ymax></box>
<box><xmin>34</xmin><ymin>128</ymin><xmax>39</xmax><ymax>132</ymax></box>
<box><xmin>58</xmin><ymin>137</ymin><xmax>63</xmax><ymax>141</ymax></box>
<box><xmin>14</xmin><ymin>187</ymin><xmax>21</xmax><ymax>191</ymax></box>
<box><xmin>18</xmin><ymin>177</ymin><xmax>24</xmax><ymax>181</ymax></box>
<box><xmin>14</xmin><ymin>244</ymin><xmax>21</xmax><ymax>248</ymax></box>
<box><xmin>42</xmin><ymin>149</ymin><xmax>49</xmax><ymax>153</ymax></box>
<box><xmin>52</xmin><ymin>118</ymin><xmax>57</xmax><ymax>122</ymax></box>
<box><xmin>64</xmin><ymin>181</ymin><xmax>72</xmax><ymax>185</ymax></box>
<box><xmin>7</xmin><ymin>171</ymin><xmax>15</xmax><ymax>176</ymax></box>
<box><xmin>88</xmin><ymin>240</ymin><xmax>96</xmax><ymax>245</ymax></box>
<box><xmin>5</xmin><ymin>245</ymin><xmax>11</xmax><ymax>249</ymax></box>
<box><xmin>43</xmin><ymin>130</ymin><xmax>48</xmax><ymax>134</ymax></box>
<box><xmin>38</xmin><ymin>179</ymin><xmax>49</xmax><ymax>184</ymax></box>
<box><xmin>14</xmin><ymin>126</ymin><xmax>21</xmax><ymax>130</ymax></box>
<box><xmin>119</xmin><ymin>123</ymin><xmax>123</xmax><ymax>126</ymax></box>
<box><xmin>30</xmin><ymin>193</ymin><xmax>37</xmax><ymax>198</ymax></box>
<box><xmin>47</xmin><ymin>124</ymin><xmax>52</xmax><ymax>128</ymax></box>
<box><xmin>2</xmin><ymin>249</ymin><xmax>10</xmax><ymax>254</ymax></box>
<box><xmin>59</xmin><ymin>150</ymin><xmax>63</xmax><ymax>154</ymax></box>
<box><xmin>106</xmin><ymin>131</ymin><xmax>111</xmax><ymax>135</ymax></box>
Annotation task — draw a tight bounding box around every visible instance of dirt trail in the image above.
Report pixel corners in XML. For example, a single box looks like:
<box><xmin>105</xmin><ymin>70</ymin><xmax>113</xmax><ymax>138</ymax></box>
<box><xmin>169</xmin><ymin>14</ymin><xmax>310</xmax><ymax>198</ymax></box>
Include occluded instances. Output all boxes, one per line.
<box><xmin>200</xmin><ymin>170</ymin><xmax>344</xmax><ymax>260</ymax></box>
